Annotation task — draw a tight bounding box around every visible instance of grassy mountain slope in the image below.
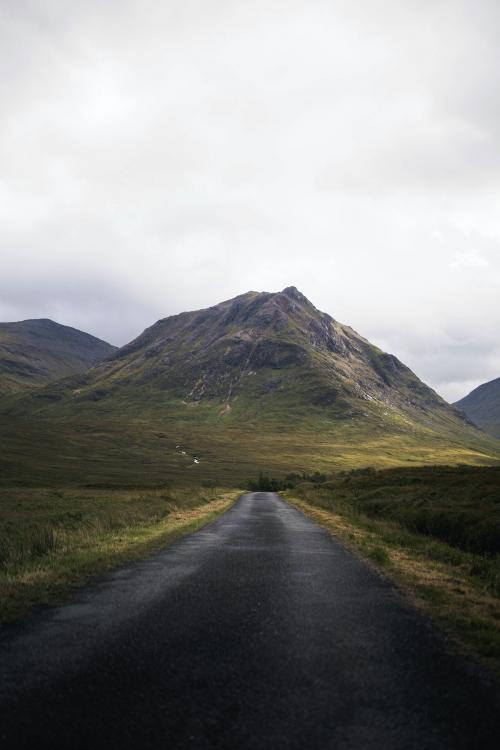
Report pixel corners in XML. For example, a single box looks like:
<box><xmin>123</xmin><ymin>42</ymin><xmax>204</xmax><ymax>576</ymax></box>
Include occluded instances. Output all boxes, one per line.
<box><xmin>1</xmin><ymin>288</ymin><xmax>499</xmax><ymax>486</ymax></box>
<box><xmin>0</xmin><ymin>319</ymin><xmax>116</xmax><ymax>395</ymax></box>
<box><xmin>455</xmin><ymin>377</ymin><xmax>500</xmax><ymax>439</ymax></box>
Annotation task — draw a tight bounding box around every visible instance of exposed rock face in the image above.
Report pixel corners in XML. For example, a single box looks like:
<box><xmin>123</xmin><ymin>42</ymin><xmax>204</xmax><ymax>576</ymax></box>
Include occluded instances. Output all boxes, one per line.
<box><xmin>0</xmin><ymin>319</ymin><xmax>116</xmax><ymax>395</ymax></box>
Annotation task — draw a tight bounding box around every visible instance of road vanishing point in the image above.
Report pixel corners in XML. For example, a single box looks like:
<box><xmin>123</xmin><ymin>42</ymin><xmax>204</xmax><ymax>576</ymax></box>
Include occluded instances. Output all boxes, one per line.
<box><xmin>1</xmin><ymin>492</ymin><xmax>500</xmax><ymax>749</ymax></box>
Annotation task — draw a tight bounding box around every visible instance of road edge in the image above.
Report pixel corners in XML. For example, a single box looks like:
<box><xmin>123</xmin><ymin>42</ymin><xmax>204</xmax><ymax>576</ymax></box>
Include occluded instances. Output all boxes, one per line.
<box><xmin>284</xmin><ymin>492</ymin><xmax>500</xmax><ymax>688</ymax></box>
<box><xmin>0</xmin><ymin>490</ymin><xmax>241</xmax><ymax>626</ymax></box>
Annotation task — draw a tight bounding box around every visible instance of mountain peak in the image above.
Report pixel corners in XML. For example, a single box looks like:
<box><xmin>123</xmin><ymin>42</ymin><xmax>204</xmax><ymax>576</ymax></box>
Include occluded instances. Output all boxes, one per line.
<box><xmin>6</xmin><ymin>287</ymin><xmax>493</xmax><ymax>479</ymax></box>
<box><xmin>2</xmin><ymin>290</ymin><xmax>496</xmax><ymax>483</ymax></box>
<box><xmin>281</xmin><ymin>285</ymin><xmax>305</xmax><ymax>300</ymax></box>
<box><xmin>57</xmin><ymin>286</ymin><xmax>453</xmax><ymax>423</ymax></box>
<box><xmin>279</xmin><ymin>285</ymin><xmax>316</xmax><ymax>306</ymax></box>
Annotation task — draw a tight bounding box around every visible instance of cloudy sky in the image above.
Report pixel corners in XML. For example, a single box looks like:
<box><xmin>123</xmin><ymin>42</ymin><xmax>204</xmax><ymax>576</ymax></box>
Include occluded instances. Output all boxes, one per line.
<box><xmin>1</xmin><ymin>0</ymin><xmax>499</xmax><ymax>401</ymax></box>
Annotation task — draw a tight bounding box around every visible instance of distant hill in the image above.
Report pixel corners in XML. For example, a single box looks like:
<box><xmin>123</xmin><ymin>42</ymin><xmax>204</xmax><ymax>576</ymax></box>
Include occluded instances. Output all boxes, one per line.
<box><xmin>455</xmin><ymin>377</ymin><xmax>500</xmax><ymax>439</ymax></box>
<box><xmin>1</xmin><ymin>289</ymin><xmax>498</xmax><ymax>486</ymax></box>
<box><xmin>0</xmin><ymin>319</ymin><xmax>116</xmax><ymax>395</ymax></box>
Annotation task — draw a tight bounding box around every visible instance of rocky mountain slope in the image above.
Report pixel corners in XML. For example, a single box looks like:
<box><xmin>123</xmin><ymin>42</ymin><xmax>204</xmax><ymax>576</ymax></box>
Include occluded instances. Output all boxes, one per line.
<box><xmin>455</xmin><ymin>377</ymin><xmax>500</xmax><ymax>438</ymax></box>
<box><xmin>1</xmin><ymin>289</ymin><xmax>498</xmax><ymax>485</ymax></box>
<box><xmin>0</xmin><ymin>319</ymin><xmax>116</xmax><ymax>395</ymax></box>
<box><xmin>15</xmin><ymin>287</ymin><xmax>468</xmax><ymax>420</ymax></box>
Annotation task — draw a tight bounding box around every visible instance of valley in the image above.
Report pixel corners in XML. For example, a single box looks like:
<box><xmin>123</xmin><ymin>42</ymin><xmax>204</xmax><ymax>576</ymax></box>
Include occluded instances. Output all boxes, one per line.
<box><xmin>1</xmin><ymin>288</ymin><xmax>499</xmax><ymax>488</ymax></box>
<box><xmin>1</xmin><ymin>290</ymin><xmax>500</xmax><ymax>747</ymax></box>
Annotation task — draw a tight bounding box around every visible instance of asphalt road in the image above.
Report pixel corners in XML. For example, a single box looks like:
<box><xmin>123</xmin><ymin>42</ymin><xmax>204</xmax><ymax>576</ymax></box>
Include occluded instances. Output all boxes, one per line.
<box><xmin>1</xmin><ymin>492</ymin><xmax>499</xmax><ymax>749</ymax></box>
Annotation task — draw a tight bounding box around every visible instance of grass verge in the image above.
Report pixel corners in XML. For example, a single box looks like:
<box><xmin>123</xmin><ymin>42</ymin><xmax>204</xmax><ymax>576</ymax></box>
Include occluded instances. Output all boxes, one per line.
<box><xmin>285</xmin><ymin>489</ymin><xmax>500</xmax><ymax>679</ymax></box>
<box><xmin>0</xmin><ymin>486</ymin><xmax>239</xmax><ymax>623</ymax></box>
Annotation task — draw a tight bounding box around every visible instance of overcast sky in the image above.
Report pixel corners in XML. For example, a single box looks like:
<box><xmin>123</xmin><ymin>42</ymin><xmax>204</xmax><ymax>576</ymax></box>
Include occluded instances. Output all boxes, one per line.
<box><xmin>1</xmin><ymin>0</ymin><xmax>499</xmax><ymax>401</ymax></box>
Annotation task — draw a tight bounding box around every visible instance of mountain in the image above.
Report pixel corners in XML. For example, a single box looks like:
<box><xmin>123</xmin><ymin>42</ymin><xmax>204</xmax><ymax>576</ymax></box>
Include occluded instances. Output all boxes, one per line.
<box><xmin>0</xmin><ymin>319</ymin><xmax>116</xmax><ymax>395</ymax></box>
<box><xmin>1</xmin><ymin>288</ymin><xmax>498</xmax><ymax>486</ymax></box>
<box><xmin>13</xmin><ymin>287</ymin><xmax>472</xmax><ymax>420</ymax></box>
<box><xmin>455</xmin><ymin>377</ymin><xmax>500</xmax><ymax>439</ymax></box>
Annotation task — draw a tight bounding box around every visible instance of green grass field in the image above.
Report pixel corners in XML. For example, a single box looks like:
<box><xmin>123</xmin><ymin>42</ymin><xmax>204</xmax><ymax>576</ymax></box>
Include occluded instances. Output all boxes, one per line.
<box><xmin>1</xmin><ymin>406</ymin><xmax>499</xmax><ymax>488</ymax></box>
<box><xmin>291</xmin><ymin>465</ymin><xmax>500</xmax><ymax>555</ymax></box>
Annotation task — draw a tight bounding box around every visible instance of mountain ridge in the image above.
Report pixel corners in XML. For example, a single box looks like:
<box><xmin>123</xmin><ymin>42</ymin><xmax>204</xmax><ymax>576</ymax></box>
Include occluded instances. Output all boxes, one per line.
<box><xmin>0</xmin><ymin>318</ymin><xmax>117</xmax><ymax>395</ymax></box>
<box><xmin>455</xmin><ymin>377</ymin><xmax>500</xmax><ymax>438</ymax></box>
<box><xmin>60</xmin><ymin>285</ymin><xmax>458</xmax><ymax>418</ymax></box>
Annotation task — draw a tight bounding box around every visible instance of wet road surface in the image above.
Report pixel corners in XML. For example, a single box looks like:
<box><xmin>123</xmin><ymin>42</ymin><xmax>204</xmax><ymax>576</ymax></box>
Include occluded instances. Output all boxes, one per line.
<box><xmin>1</xmin><ymin>492</ymin><xmax>499</xmax><ymax>749</ymax></box>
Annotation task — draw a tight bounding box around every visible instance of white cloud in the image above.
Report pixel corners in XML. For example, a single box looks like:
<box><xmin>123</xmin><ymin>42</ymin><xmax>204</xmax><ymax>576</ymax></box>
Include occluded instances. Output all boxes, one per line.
<box><xmin>451</xmin><ymin>251</ymin><xmax>489</xmax><ymax>269</ymax></box>
<box><xmin>0</xmin><ymin>0</ymin><xmax>500</xmax><ymax>401</ymax></box>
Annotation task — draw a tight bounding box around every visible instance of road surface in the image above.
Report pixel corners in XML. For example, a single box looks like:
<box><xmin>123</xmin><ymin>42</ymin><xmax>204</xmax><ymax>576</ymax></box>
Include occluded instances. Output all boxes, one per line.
<box><xmin>1</xmin><ymin>492</ymin><xmax>499</xmax><ymax>749</ymax></box>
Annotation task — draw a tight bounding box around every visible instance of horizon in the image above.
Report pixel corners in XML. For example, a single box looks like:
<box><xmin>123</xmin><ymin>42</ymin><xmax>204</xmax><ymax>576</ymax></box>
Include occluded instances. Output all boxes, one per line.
<box><xmin>0</xmin><ymin>282</ymin><xmax>494</xmax><ymax>403</ymax></box>
<box><xmin>1</xmin><ymin>1</ymin><xmax>500</xmax><ymax>401</ymax></box>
